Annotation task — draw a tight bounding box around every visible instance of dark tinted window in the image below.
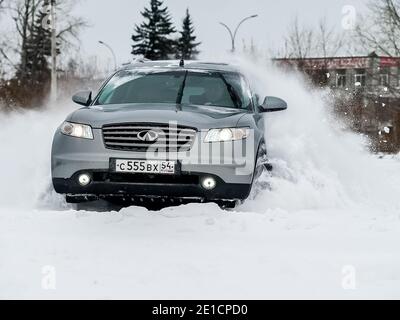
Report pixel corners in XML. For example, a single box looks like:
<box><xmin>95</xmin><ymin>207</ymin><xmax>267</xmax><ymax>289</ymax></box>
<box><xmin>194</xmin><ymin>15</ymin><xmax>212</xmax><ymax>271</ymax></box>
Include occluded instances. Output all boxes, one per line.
<box><xmin>96</xmin><ymin>70</ymin><xmax>184</xmax><ymax>105</ymax></box>
<box><xmin>95</xmin><ymin>69</ymin><xmax>251</xmax><ymax>109</ymax></box>
<box><xmin>182</xmin><ymin>73</ymin><xmax>238</xmax><ymax>108</ymax></box>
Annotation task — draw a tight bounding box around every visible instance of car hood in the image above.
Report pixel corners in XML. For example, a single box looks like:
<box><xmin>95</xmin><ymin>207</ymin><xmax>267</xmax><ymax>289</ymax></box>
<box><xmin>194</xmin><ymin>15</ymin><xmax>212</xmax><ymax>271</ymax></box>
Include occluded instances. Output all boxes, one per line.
<box><xmin>68</xmin><ymin>103</ymin><xmax>248</xmax><ymax>129</ymax></box>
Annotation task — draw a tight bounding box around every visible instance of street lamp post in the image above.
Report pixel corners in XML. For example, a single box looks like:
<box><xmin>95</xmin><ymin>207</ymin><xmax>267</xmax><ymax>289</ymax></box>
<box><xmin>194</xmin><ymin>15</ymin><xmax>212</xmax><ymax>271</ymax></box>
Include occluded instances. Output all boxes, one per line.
<box><xmin>98</xmin><ymin>40</ymin><xmax>118</xmax><ymax>71</ymax></box>
<box><xmin>50</xmin><ymin>0</ymin><xmax>57</xmax><ymax>102</ymax></box>
<box><xmin>219</xmin><ymin>14</ymin><xmax>258</xmax><ymax>52</ymax></box>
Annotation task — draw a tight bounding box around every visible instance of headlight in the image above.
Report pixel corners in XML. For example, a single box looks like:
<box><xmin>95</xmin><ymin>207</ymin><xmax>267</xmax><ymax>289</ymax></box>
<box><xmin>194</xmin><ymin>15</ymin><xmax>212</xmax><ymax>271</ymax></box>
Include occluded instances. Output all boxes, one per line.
<box><xmin>60</xmin><ymin>121</ymin><xmax>93</xmax><ymax>140</ymax></box>
<box><xmin>204</xmin><ymin>128</ymin><xmax>249</xmax><ymax>143</ymax></box>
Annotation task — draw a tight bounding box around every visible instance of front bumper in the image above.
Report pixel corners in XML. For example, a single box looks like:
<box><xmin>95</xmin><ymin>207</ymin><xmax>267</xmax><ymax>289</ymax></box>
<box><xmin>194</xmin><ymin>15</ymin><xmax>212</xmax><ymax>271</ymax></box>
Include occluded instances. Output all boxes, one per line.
<box><xmin>51</xmin><ymin>129</ymin><xmax>256</xmax><ymax>201</ymax></box>
<box><xmin>53</xmin><ymin>171</ymin><xmax>251</xmax><ymax>202</ymax></box>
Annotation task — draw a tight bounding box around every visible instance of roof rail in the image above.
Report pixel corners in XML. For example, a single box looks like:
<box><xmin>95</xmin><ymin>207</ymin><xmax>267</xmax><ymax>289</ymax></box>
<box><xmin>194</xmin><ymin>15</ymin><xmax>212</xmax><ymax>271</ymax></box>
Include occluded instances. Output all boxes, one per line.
<box><xmin>133</xmin><ymin>57</ymin><xmax>152</xmax><ymax>63</ymax></box>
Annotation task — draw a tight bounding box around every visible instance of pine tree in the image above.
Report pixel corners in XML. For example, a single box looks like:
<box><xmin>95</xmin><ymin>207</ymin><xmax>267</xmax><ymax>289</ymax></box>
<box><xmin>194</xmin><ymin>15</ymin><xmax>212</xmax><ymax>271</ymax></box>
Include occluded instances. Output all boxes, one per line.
<box><xmin>176</xmin><ymin>9</ymin><xmax>200</xmax><ymax>59</ymax></box>
<box><xmin>131</xmin><ymin>0</ymin><xmax>176</xmax><ymax>60</ymax></box>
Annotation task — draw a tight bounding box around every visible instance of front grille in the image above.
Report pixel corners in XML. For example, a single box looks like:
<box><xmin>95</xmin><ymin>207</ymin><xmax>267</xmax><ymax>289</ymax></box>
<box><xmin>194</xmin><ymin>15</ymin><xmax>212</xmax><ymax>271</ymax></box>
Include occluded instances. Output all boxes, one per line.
<box><xmin>102</xmin><ymin>123</ymin><xmax>197</xmax><ymax>152</ymax></box>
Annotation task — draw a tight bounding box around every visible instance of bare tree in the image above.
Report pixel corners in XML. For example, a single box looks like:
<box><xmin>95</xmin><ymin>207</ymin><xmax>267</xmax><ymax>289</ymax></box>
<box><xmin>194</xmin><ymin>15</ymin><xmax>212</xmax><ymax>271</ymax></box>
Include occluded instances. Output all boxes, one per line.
<box><xmin>11</xmin><ymin>0</ymin><xmax>41</xmax><ymax>78</ymax></box>
<box><xmin>275</xmin><ymin>17</ymin><xmax>346</xmax><ymax>87</ymax></box>
<box><xmin>283</xmin><ymin>16</ymin><xmax>314</xmax><ymax>59</ymax></box>
<box><xmin>0</xmin><ymin>0</ymin><xmax>11</xmax><ymax>72</ymax></box>
<box><xmin>354</xmin><ymin>0</ymin><xmax>400</xmax><ymax>99</ymax></box>
<box><xmin>0</xmin><ymin>0</ymin><xmax>87</xmax><ymax>108</ymax></box>
<box><xmin>53</xmin><ymin>0</ymin><xmax>88</xmax><ymax>49</ymax></box>
<box><xmin>8</xmin><ymin>0</ymin><xmax>87</xmax><ymax>75</ymax></box>
<box><xmin>317</xmin><ymin>17</ymin><xmax>344</xmax><ymax>59</ymax></box>
<box><xmin>278</xmin><ymin>16</ymin><xmax>345</xmax><ymax>59</ymax></box>
<box><xmin>355</xmin><ymin>0</ymin><xmax>400</xmax><ymax>56</ymax></box>
<box><xmin>353</xmin><ymin>0</ymin><xmax>400</xmax><ymax>152</ymax></box>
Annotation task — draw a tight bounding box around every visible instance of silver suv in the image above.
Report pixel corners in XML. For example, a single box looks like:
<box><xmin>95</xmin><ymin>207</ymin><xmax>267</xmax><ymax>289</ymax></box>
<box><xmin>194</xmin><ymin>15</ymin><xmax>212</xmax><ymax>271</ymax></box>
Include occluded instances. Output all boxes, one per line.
<box><xmin>51</xmin><ymin>61</ymin><xmax>287</xmax><ymax>208</ymax></box>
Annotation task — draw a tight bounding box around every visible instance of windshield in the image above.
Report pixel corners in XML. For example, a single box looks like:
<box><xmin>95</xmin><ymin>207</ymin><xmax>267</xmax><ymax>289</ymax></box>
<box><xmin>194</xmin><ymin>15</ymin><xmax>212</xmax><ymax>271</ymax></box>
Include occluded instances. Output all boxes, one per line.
<box><xmin>95</xmin><ymin>69</ymin><xmax>251</xmax><ymax>109</ymax></box>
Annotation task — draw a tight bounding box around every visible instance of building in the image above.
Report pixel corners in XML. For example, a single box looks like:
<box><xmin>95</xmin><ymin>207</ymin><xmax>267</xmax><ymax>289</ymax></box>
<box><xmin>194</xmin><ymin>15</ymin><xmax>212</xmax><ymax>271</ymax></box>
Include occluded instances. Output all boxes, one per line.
<box><xmin>274</xmin><ymin>53</ymin><xmax>400</xmax><ymax>153</ymax></box>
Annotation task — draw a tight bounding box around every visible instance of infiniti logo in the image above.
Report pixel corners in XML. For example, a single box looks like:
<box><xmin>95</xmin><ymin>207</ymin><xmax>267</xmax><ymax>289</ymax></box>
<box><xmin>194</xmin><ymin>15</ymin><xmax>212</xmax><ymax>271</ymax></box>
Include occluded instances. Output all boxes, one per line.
<box><xmin>137</xmin><ymin>130</ymin><xmax>159</xmax><ymax>142</ymax></box>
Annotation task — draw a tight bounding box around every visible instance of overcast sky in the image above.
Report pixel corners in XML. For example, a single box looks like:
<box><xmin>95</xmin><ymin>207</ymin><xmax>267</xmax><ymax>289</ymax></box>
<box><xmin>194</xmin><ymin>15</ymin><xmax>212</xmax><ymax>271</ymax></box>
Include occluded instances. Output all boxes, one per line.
<box><xmin>74</xmin><ymin>0</ymin><xmax>367</xmax><ymax>66</ymax></box>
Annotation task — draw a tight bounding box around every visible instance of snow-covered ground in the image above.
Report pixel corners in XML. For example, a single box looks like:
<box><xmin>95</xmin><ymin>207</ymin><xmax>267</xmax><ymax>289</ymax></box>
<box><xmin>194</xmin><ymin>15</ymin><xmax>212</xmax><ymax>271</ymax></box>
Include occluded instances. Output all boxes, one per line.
<box><xmin>1</xmin><ymin>61</ymin><xmax>399</xmax><ymax>299</ymax></box>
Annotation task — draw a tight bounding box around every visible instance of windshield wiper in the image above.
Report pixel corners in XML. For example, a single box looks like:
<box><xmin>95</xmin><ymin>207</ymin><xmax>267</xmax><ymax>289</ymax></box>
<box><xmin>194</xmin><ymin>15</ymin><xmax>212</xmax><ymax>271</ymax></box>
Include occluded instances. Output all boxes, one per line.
<box><xmin>176</xmin><ymin>71</ymin><xmax>188</xmax><ymax>111</ymax></box>
<box><xmin>218</xmin><ymin>73</ymin><xmax>242</xmax><ymax>109</ymax></box>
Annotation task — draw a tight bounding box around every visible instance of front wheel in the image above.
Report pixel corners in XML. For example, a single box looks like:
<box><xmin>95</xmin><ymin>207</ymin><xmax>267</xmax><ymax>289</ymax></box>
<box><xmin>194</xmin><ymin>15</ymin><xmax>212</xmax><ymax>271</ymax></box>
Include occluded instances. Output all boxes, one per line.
<box><xmin>249</xmin><ymin>143</ymin><xmax>272</xmax><ymax>199</ymax></box>
<box><xmin>254</xmin><ymin>143</ymin><xmax>268</xmax><ymax>180</ymax></box>
<box><xmin>217</xmin><ymin>200</ymin><xmax>241</xmax><ymax>210</ymax></box>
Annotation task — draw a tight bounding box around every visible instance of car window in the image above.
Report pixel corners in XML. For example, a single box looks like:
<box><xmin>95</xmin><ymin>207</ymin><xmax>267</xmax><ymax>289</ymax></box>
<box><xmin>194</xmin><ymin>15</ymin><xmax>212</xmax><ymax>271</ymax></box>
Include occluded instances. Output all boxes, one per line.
<box><xmin>95</xmin><ymin>69</ymin><xmax>251</xmax><ymax>110</ymax></box>
<box><xmin>181</xmin><ymin>73</ymin><xmax>236</xmax><ymax>108</ymax></box>
<box><xmin>96</xmin><ymin>70</ymin><xmax>185</xmax><ymax>105</ymax></box>
<box><xmin>224</xmin><ymin>73</ymin><xmax>252</xmax><ymax>109</ymax></box>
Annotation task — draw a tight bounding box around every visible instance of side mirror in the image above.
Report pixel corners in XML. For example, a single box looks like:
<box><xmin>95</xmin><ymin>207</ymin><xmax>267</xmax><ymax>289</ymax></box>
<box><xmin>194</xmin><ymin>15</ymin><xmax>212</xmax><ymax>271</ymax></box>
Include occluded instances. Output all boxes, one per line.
<box><xmin>72</xmin><ymin>90</ymin><xmax>92</xmax><ymax>107</ymax></box>
<box><xmin>259</xmin><ymin>96</ymin><xmax>287</xmax><ymax>113</ymax></box>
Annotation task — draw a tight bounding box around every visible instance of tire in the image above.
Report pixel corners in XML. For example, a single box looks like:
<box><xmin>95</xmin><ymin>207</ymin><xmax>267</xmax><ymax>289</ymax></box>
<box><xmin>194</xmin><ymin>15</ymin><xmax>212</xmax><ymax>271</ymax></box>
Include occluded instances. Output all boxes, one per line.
<box><xmin>249</xmin><ymin>142</ymin><xmax>271</xmax><ymax>199</ymax></box>
<box><xmin>254</xmin><ymin>142</ymin><xmax>268</xmax><ymax>181</ymax></box>
<box><xmin>217</xmin><ymin>200</ymin><xmax>240</xmax><ymax>210</ymax></box>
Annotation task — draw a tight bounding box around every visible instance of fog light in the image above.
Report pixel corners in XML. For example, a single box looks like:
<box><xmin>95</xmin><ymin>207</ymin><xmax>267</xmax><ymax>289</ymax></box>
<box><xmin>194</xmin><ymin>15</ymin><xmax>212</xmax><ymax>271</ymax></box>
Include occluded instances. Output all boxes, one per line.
<box><xmin>78</xmin><ymin>173</ymin><xmax>91</xmax><ymax>186</ymax></box>
<box><xmin>201</xmin><ymin>177</ymin><xmax>217</xmax><ymax>190</ymax></box>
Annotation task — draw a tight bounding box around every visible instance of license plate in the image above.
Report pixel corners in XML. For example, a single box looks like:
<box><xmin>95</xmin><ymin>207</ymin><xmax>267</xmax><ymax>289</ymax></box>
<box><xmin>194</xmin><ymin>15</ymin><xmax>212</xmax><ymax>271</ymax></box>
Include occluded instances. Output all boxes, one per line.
<box><xmin>115</xmin><ymin>159</ymin><xmax>175</xmax><ymax>174</ymax></box>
